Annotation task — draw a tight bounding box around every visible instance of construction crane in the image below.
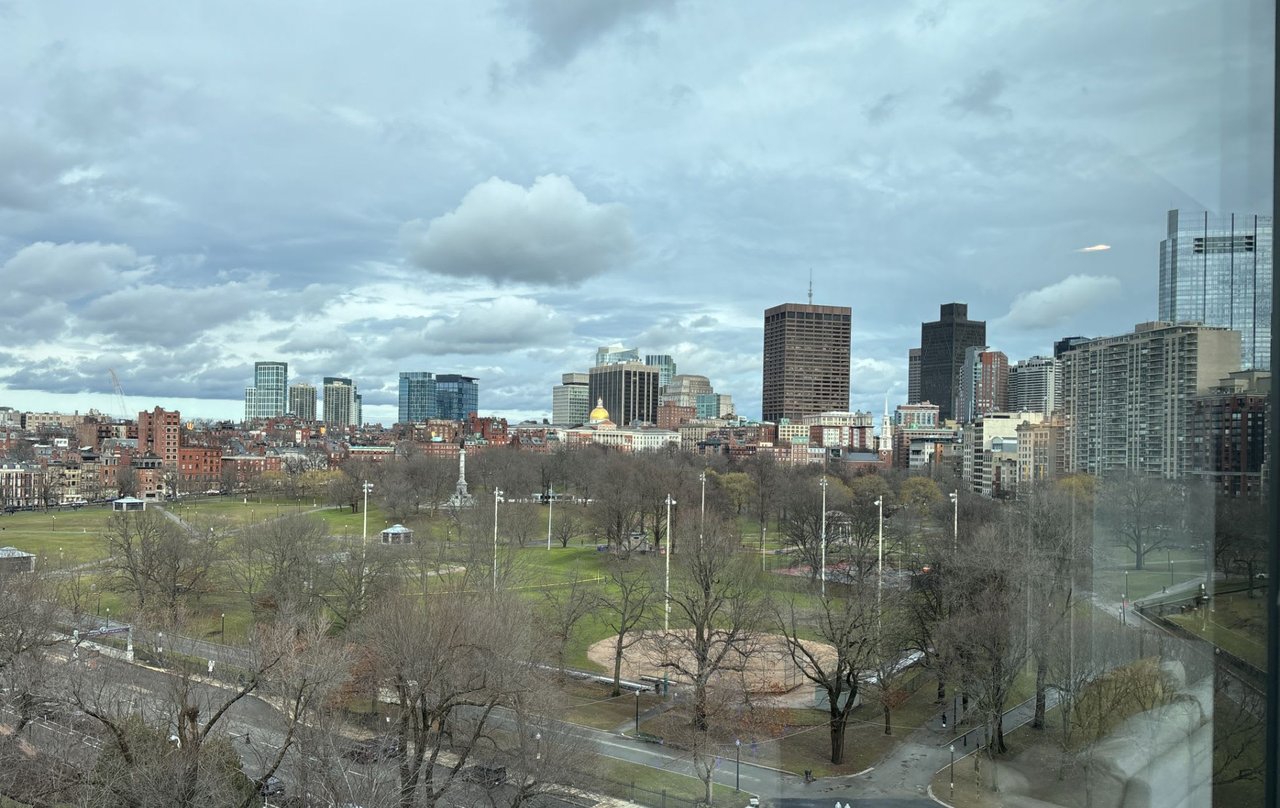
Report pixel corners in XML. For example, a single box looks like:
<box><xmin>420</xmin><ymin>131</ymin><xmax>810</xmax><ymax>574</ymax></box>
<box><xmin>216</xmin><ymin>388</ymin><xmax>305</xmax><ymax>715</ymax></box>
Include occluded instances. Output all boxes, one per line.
<box><xmin>108</xmin><ymin>369</ymin><xmax>130</xmax><ymax>422</ymax></box>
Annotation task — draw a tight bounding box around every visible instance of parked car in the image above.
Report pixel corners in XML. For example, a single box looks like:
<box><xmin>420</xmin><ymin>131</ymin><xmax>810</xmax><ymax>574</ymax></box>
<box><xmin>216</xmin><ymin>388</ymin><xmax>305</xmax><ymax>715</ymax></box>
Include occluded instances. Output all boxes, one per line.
<box><xmin>460</xmin><ymin>764</ymin><xmax>507</xmax><ymax>787</ymax></box>
<box><xmin>342</xmin><ymin>735</ymin><xmax>400</xmax><ymax>764</ymax></box>
<box><xmin>258</xmin><ymin>775</ymin><xmax>285</xmax><ymax>797</ymax></box>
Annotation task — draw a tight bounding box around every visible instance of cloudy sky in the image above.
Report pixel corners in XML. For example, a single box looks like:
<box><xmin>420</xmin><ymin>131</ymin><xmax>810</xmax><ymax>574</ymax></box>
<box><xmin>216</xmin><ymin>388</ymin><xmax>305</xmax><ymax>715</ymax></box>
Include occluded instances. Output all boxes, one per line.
<box><xmin>0</xmin><ymin>1</ymin><xmax>1272</xmax><ymax>425</ymax></box>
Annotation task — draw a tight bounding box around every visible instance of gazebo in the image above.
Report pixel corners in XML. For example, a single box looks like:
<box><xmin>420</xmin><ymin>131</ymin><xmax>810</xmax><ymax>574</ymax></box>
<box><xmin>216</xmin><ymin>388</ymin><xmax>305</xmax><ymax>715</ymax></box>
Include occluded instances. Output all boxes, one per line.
<box><xmin>380</xmin><ymin>524</ymin><xmax>414</xmax><ymax>545</ymax></box>
<box><xmin>111</xmin><ymin>497</ymin><xmax>147</xmax><ymax>512</ymax></box>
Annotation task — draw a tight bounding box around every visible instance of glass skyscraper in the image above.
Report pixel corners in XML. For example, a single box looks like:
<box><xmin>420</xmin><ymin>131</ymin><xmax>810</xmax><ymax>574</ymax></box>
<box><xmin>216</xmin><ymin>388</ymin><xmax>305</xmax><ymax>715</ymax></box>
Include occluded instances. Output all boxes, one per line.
<box><xmin>435</xmin><ymin>374</ymin><xmax>479</xmax><ymax>421</ymax></box>
<box><xmin>398</xmin><ymin>372</ymin><xmax>436</xmax><ymax>424</ymax></box>
<box><xmin>1159</xmin><ymin>208</ymin><xmax>1273</xmax><ymax>369</ymax></box>
<box><xmin>243</xmin><ymin>360</ymin><xmax>288</xmax><ymax>421</ymax></box>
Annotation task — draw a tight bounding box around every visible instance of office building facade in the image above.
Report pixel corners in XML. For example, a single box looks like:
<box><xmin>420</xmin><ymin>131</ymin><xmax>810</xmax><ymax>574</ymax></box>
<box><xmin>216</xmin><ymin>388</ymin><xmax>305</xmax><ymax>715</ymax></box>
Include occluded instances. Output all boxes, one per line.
<box><xmin>244</xmin><ymin>361</ymin><xmax>288</xmax><ymax>421</ymax></box>
<box><xmin>907</xmin><ymin>347</ymin><xmax>921</xmax><ymax>404</ymax></box>
<box><xmin>645</xmin><ymin>354</ymin><xmax>678</xmax><ymax>391</ymax></box>
<box><xmin>552</xmin><ymin>373</ymin><xmax>591</xmax><ymax>425</ymax></box>
<box><xmin>288</xmin><ymin>383</ymin><xmax>317</xmax><ymax>422</ymax></box>
<box><xmin>1158</xmin><ymin>209</ymin><xmax>1273</xmax><ymax>370</ymax></box>
<box><xmin>955</xmin><ymin>346</ymin><xmax>1008</xmax><ymax>424</ymax></box>
<box><xmin>1060</xmin><ymin>322</ymin><xmax>1242</xmax><ymax>478</ymax></box>
<box><xmin>919</xmin><ymin>303</ymin><xmax>986</xmax><ymax>422</ymax></box>
<box><xmin>762</xmin><ymin>302</ymin><xmax>852</xmax><ymax>423</ymax></box>
<box><xmin>398</xmin><ymin>372</ymin><xmax>436</xmax><ymax>424</ymax></box>
<box><xmin>588</xmin><ymin>363</ymin><xmax>660</xmax><ymax>426</ymax></box>
<box><xmin>435</xmin><ymin>374</ymin><xmax>479</xmax><ymax>421</ymax></box>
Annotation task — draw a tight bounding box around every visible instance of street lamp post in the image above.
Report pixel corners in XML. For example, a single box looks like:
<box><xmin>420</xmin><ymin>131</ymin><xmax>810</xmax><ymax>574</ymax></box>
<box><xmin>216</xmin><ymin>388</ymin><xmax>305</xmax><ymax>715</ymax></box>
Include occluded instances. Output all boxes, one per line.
<box><xmin>634</xmin><ymin>691</ymin><xmax>640</xmax><ymax>733</ymax></box>
<box><xmin>949</xmin><ymin>743</ymin><xmax>956</xmax><ymax>800</ymax></box>
<box><xmin>818</xmin><ymin>476</ymin><xmax>829</xmax><ymax>598</ymax></box>
<box><xmin>949</xmin><ymin>490</ymin><xmax>958</xmax><ymax>550</ymax></box>
<box><xmin>698</xmin><ymin>471</ymin><xmax>706</xmax><ymax>545</ymax></box>
<box><xmin>546</xmin><ymin>484</ymin><xmax>554</xmax><ymax>551</ymax></box>
<box><xmin>875</xmin><ymin>497</ymin><xmax>884</xmax><ymax>616</ymax></box>
<box><xmin>220</xmin><ymin>612</ymin><xmax>225</xmax><ymax>639</ymax></box>
<box><xmin>1125</xmin><ymin>569</ymin><xmax>1130</xmax><ymax>601</ymax></box>
<box><xmin>761</xmin><ymin>525</ymin><xmax>767</xmax><ymax>573</ymax></box>
<box><xmin>361</xmin><ymin>481</ymin><xmax>373</xmax><ymax>604</ymax></box>
<box><xmin>105</xmin><ymin>608</ymin><xmax>110</xmax><ymax>629</ymax></box>
<box><xmin>535</xmin><ymin>731</ymin><xmax>542</xmax><ymax>761</ymax></box>
<box><xmin>735</xmin><ymin>738</ymin><xmax>741</xmax><ymax>791</ymax></box>
<box><xmin>493</xmin><ymin>489</ymin><xmax>504</xmax><ymax>591</ymax></box>
<box><xmin>664</xmin><ymin>494</ymin><xmax>676</xmax><ymax>632</ymax></box>
<box><xmin>1168</xmin><ymin>549</ymin><xmax>1173</xmax><ymax>587</ymax></box>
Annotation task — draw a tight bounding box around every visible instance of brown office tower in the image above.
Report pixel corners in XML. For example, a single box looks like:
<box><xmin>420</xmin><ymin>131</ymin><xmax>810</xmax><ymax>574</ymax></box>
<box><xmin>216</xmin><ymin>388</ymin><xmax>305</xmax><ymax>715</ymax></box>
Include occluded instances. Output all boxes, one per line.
<box><xmin>762</xmin><ymin>303</ymin><xmax>852</xmax><ymax>423</ymax></box>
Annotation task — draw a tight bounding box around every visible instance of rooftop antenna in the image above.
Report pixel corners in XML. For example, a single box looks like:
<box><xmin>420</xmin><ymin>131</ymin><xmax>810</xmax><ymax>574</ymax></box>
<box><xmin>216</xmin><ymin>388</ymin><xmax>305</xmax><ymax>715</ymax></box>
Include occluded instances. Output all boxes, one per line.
<box><xmin>807</xmin><ymin>269</ymin><xmax>813</xmax><ymax>305</ymax></box>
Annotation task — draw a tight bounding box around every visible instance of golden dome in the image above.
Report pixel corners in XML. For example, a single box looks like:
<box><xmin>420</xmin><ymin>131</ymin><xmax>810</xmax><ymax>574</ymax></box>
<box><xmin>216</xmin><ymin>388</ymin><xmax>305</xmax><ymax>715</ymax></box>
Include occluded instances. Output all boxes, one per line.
<box><xmin>588</xmin><ymin>398</ymin><xmax>610</xmax><ymax>423</ymax></box>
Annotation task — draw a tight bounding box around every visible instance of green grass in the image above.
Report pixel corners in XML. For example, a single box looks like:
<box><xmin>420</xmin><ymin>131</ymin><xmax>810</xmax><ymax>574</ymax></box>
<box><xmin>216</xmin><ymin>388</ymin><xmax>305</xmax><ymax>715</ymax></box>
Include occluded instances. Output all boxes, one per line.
<box><xmin>0</xmin><ymin>505</ymin><xmax>115</xmax><ymax>563</ymax></box>
<box><xmin>1168</xmin><ymin>592</ymin><xmax>1267</xmax><ymax>670</ymax></box>
<box><xmin>591</xmin><ymin>758</ymin><xmax>715</xmax><ymax>805</ymax></box>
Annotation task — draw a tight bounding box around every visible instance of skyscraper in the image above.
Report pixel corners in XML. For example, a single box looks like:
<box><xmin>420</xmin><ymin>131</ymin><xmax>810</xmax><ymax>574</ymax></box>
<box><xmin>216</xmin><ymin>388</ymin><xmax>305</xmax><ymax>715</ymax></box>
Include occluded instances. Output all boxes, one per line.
<box><xmin>1008</xmin><ymin>356</ymin><xmax>1060</xmax><ymax>415</ymax></box>
<box><xmin>435</xmin><ymin>374</ymin><xmax>478</xmax><ymax>421</ymax></box>
<box><xmin>595</xmin><ymin>344</ymin><xmax>640</xmax><ymax>366</ymax></box>
<box><xmin>1059</xmin><ymin>322</ymin><xmax>1241</xmax><ymax>478</ymax></box>
<box><xmin>919</xmin><ymin>303</ymin><xmax>986</xmax><ymax>422</ymax></box>
<box><xmin>552</xmin><ymin>373</ymin><xmax>590</xmax><ymax>425</ymax></box>
<box><xmin>954</xmin><ymin>347</ymin><xmax>1008</xmax><ymax>423</ymax></box>
<box><xmin>761</xmin><ymin>302</ymin><xmax>852</xmax><ymax>423</ymax></box>
<box><xmin>645</xmin><ymin>354</ymin><xmax>677</xmax><ymax>391</ymax></box>
<box><xmin>244</xmin><ymin>361</ymin><xmax>288</xmax><ymax>421</ymax></box>
<box><xmin>1158</xmin><ymin>209</ymin><xmax>1273</xmax><ymax>369</ymax></box>
<box><xmin>588</xmin><ymin>363</ymin><xmax>660</xmax><ymax>426</ymax></box>
<box><xmin>288</xmin><ymin>383</ymin><xmax>317</xmax><ymax>422</ymax></box>
<box><xmin>907</xmin><ymin>348</ymin><xmax>921</xmax><ymax>404</ymax></box>
<box><xmin>398</xmin><ymin>372</ymin><xmax>436</xmax><ymax>424</ymax></box>
<box><xmin>323</xmin><ymin>377</ymin><xmax>359</xmax><ymax>428</ymax></box>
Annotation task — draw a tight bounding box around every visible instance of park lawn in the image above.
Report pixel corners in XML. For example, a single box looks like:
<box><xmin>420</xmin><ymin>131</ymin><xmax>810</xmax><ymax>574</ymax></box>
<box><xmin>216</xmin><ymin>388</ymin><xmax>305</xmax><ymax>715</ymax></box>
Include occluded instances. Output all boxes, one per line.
<box><xmin>1168</xmin><ymin>592</ymin><xmax>1267</xmax><ymax>670</ymax></box>
<box><xmin>762</xmin><ymin>673</ymin><xmax>942</xmax><ymax>777</ymax></box>
<box><xmin>590</xmin><ymin>757</ymin><xmax>714</xmax><ymax>806</ymax></box>
<box><xmin>1093</xmin><ymin>567</ymin><xmax>1205</xmax><ymax>604</ymax></box>
<box><xmin>0</xmin><ymin>506</ymin><xmax>114</xmax><ymax>563</ymax></box>
<box><xmin>560</xmin><ymin>679</ymin><xmax>664</xmax><ymax>731</ymax></box>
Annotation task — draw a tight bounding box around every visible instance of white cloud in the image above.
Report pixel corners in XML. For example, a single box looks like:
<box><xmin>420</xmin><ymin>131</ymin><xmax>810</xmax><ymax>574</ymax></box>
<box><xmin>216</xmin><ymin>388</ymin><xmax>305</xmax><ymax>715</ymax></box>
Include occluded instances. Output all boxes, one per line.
<box><xmin>402</xmin><ymin>175</ymin><xmax>635</xmax><ymax>287</ymax></box>
<box><xmin>1</xmin><ymin>241</ymin><xmax>149</xmax><ymax>297</ymax></box>
<box><xmin>1075</xmin><ymin>244</ymin><xmax>1111</xmax><ymax>252</ymax></box>
<box><xmin>998</xmin><ymin>275</ymin><xmax>1123</xmax><ymax>331</ymax></box>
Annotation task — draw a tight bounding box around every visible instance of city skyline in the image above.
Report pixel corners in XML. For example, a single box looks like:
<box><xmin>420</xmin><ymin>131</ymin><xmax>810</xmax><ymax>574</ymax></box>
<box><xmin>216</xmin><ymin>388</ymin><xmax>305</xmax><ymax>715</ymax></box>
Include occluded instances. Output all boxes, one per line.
<box><xmin>0</xmin><ymin>3</ymin><xmax>1269</xmax><ymax>424</ymax></box>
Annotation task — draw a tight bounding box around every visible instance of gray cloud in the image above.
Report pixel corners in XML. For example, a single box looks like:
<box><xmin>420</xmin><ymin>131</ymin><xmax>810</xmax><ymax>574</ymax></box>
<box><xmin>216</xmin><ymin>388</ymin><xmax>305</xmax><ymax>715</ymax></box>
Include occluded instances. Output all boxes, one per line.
<box><xmin>996</xmin><ymin>274</ymin><xmax>1124</xmax><ymax>332</ymax></box>
<box><xmin>863</xmin><ymin>92</ymin><xmax>901</xmax><ymax>125</ymax></box>
<box><xmin>949</xmin><ymin>69</ymin><xmax>1013</xmax><ymax>119</ymax></box>
<box><xmin>402</xmin><ymin>175</ymin><xmax>635</xmax><ymax>286</ymax></box>
<box><xmin>418</xmin><ymin>296</ymin><xmax>571</xmax><ymax>355</ymax></box>
<box><xmin>503</xmin><ymin>0</ymin><xmax>677</xmax><ymax>71</ymax></box>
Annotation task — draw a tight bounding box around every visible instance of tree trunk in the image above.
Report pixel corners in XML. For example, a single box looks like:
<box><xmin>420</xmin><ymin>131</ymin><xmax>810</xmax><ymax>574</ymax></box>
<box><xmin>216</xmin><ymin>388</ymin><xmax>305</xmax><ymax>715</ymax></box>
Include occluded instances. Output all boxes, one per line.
<box><xmin>1135</xmin><ymin>540</ymin><xmax>1145</xmax><ymax>570</ymax></box>
<box><xmin>936</xmin><ymin>675</ymin><xmax>946</xmax><ymax>703</ymax></box>
<box><xmin>993</xmin><ymin>711</ymin><xmax>1007</xmax><ymax>754</ymax></box>
<box><xmin>829</xmin><ymin>711</ymin><xmax>847</xmax><ymax>764</ymax></box>
<box><xmin>1032</xmin><ymin>655</ymin><xmax>1047</xmax><ymax>729</ymax></box>
<box><xmin>882</xmin><ymin>701</ymin><xmax>892</xmax><ymax>735</ymax></box>
<box><xmin>612</xmin><ymin>642</ymin><xmax>625</xmax><ymax>697</ymax></box>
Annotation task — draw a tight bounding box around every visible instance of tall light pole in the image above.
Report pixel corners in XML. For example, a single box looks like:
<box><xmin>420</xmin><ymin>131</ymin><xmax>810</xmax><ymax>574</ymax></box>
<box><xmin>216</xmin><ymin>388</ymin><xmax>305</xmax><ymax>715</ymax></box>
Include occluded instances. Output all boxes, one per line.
<box><xmin>546</xmin><ymin>483</ymin><xmax>554</xmax><ymax>551</ymax></box>
<box><xmin>493</xmin><ymin>489</ymin><xmax>504</xmax><ymax>591</ymax></box>
<box><xmin>361</xmin><ymin>481</ymin><xmax>373</xmax><ymax>604</ymax></box>
<box><xmin>949</xmin><ymin>490</ymin><xmax>958</xmax><ymax>550</ymax></box>
<box><xmin>874</xmin><ymin>496</ymin><xmax>884</xmax><ymax>615</ymax></box>
<box><xmin>664</xmin><ymin>494</ymin><xmax>676</xmax><ymax>632</ymax></box>
<box><xmin>698</xmin><ymin>471</ymin><xmax>707</xmax><ymax>545</ymax></box>
<box><xmin>818</xmin><ymin>476</ymin><xmax>829</xmax><ymax>598</ymax></box>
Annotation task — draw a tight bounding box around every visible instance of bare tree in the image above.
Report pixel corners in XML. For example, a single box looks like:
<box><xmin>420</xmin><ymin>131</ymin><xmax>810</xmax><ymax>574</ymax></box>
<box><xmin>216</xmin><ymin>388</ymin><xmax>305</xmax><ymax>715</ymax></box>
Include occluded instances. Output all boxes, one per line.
<box><xmin>1097</xmin><ymin>472</ymin><xmax>1177</xmax><ymax>570</ymax></box>
<box><xmin>596</xmin><ymin>559</ymin><xmax>657</xmax><ymax>696</ymax></box>
<box><xmin>653</xmin><ymin>521</ymin><xmax>764</xmax><ymax>731</ymax></box>
<box><xmin>538</xmin><ymin>571</ymin><xmax>596</xmax><ymax>674</ymax></box>
<box><xmin>100</xmin><ymin>510</ymin><xmax>221</xmax><ymax>621</ymax></box>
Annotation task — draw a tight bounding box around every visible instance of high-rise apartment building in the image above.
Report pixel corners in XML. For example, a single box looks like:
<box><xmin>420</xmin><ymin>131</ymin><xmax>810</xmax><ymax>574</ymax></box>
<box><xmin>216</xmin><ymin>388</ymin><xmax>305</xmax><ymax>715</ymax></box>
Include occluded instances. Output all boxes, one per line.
<box><xmin>552</xmin><ymin>373</ymin><xmax>590</xmax><ymax>425</ymax></box>
<box><xmin>662</xmin><ymin>374</ymin><xmax>714</xmax><ymax>408</ymax></box>
<box><xmin>588</xmin><ymin>363</ymin><xmax>659</xmax><ymax>426</ymax></box>
<box><xmin>1060</xmin><ymin>322</ymin><xmax>1241</xmax><ymax>478</ymax></box>
<box><xmin>1158</xmin><ymin>209</ymin><xmax>1273</xmax><ymax>370</ymax></box>
<box><xmin>1008</xmin><ymin>357</ymin><xmax>1060</xmax><ymax>415</ymax></box>
<box><xmin>919</xmin><ymin>304</ymin><xmax>986</xmax><ymax>422</ymax></box>
<box><xmin>398</xmin><ymin>372</ymin><xmax>436</xmax><ymax>424</ymax></box>
<box><xmin>907</xmin><ymin>348</ymin><xmax>922</xmax><ymax>404</ymax></box>
<box><xmin>288</xmin><ymin>383</ymin><xmax>317</xmax><ymax>422</ymax></box>
<box><xmin>955</xmin><ymin>346</ymin><xmax>1008</xmax><ymax>423</ymax></box>
<box><xmin>645</xmin><ymin>355</ymin><xmax>677</xmax><ymax>391</ymax></box>
<box><xmin>323</xmin><ymin>377</ymin><xmax>360</xmax><ymax>428</ymax></box>
<box><xmin>761</xmin><ymin>302</ymin><xmax>852</xmax><ymax>423</ymax></box>
<box><xmin>244</xmin><ymin>361</ymin><xmax>288</xmax><ymax>421</ymax></box>
<box><xmin>435</xmin><ymin>374</ymin><xmax>479</xmax><ymax>421</ymax></box>
<box><xmin>1189</xmin><ymin>370</ymin><xmax>1270</xmax><ymax>498</ymax></box>
<box><xmin>137</xmin><ymin>406</ymin><xmax>181</xmax><ymax>468</ymax></box>
<box><xmin>595</xmin><ymin>344</ymin><xmax>640</xmax><ymax>366</ymax></box>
